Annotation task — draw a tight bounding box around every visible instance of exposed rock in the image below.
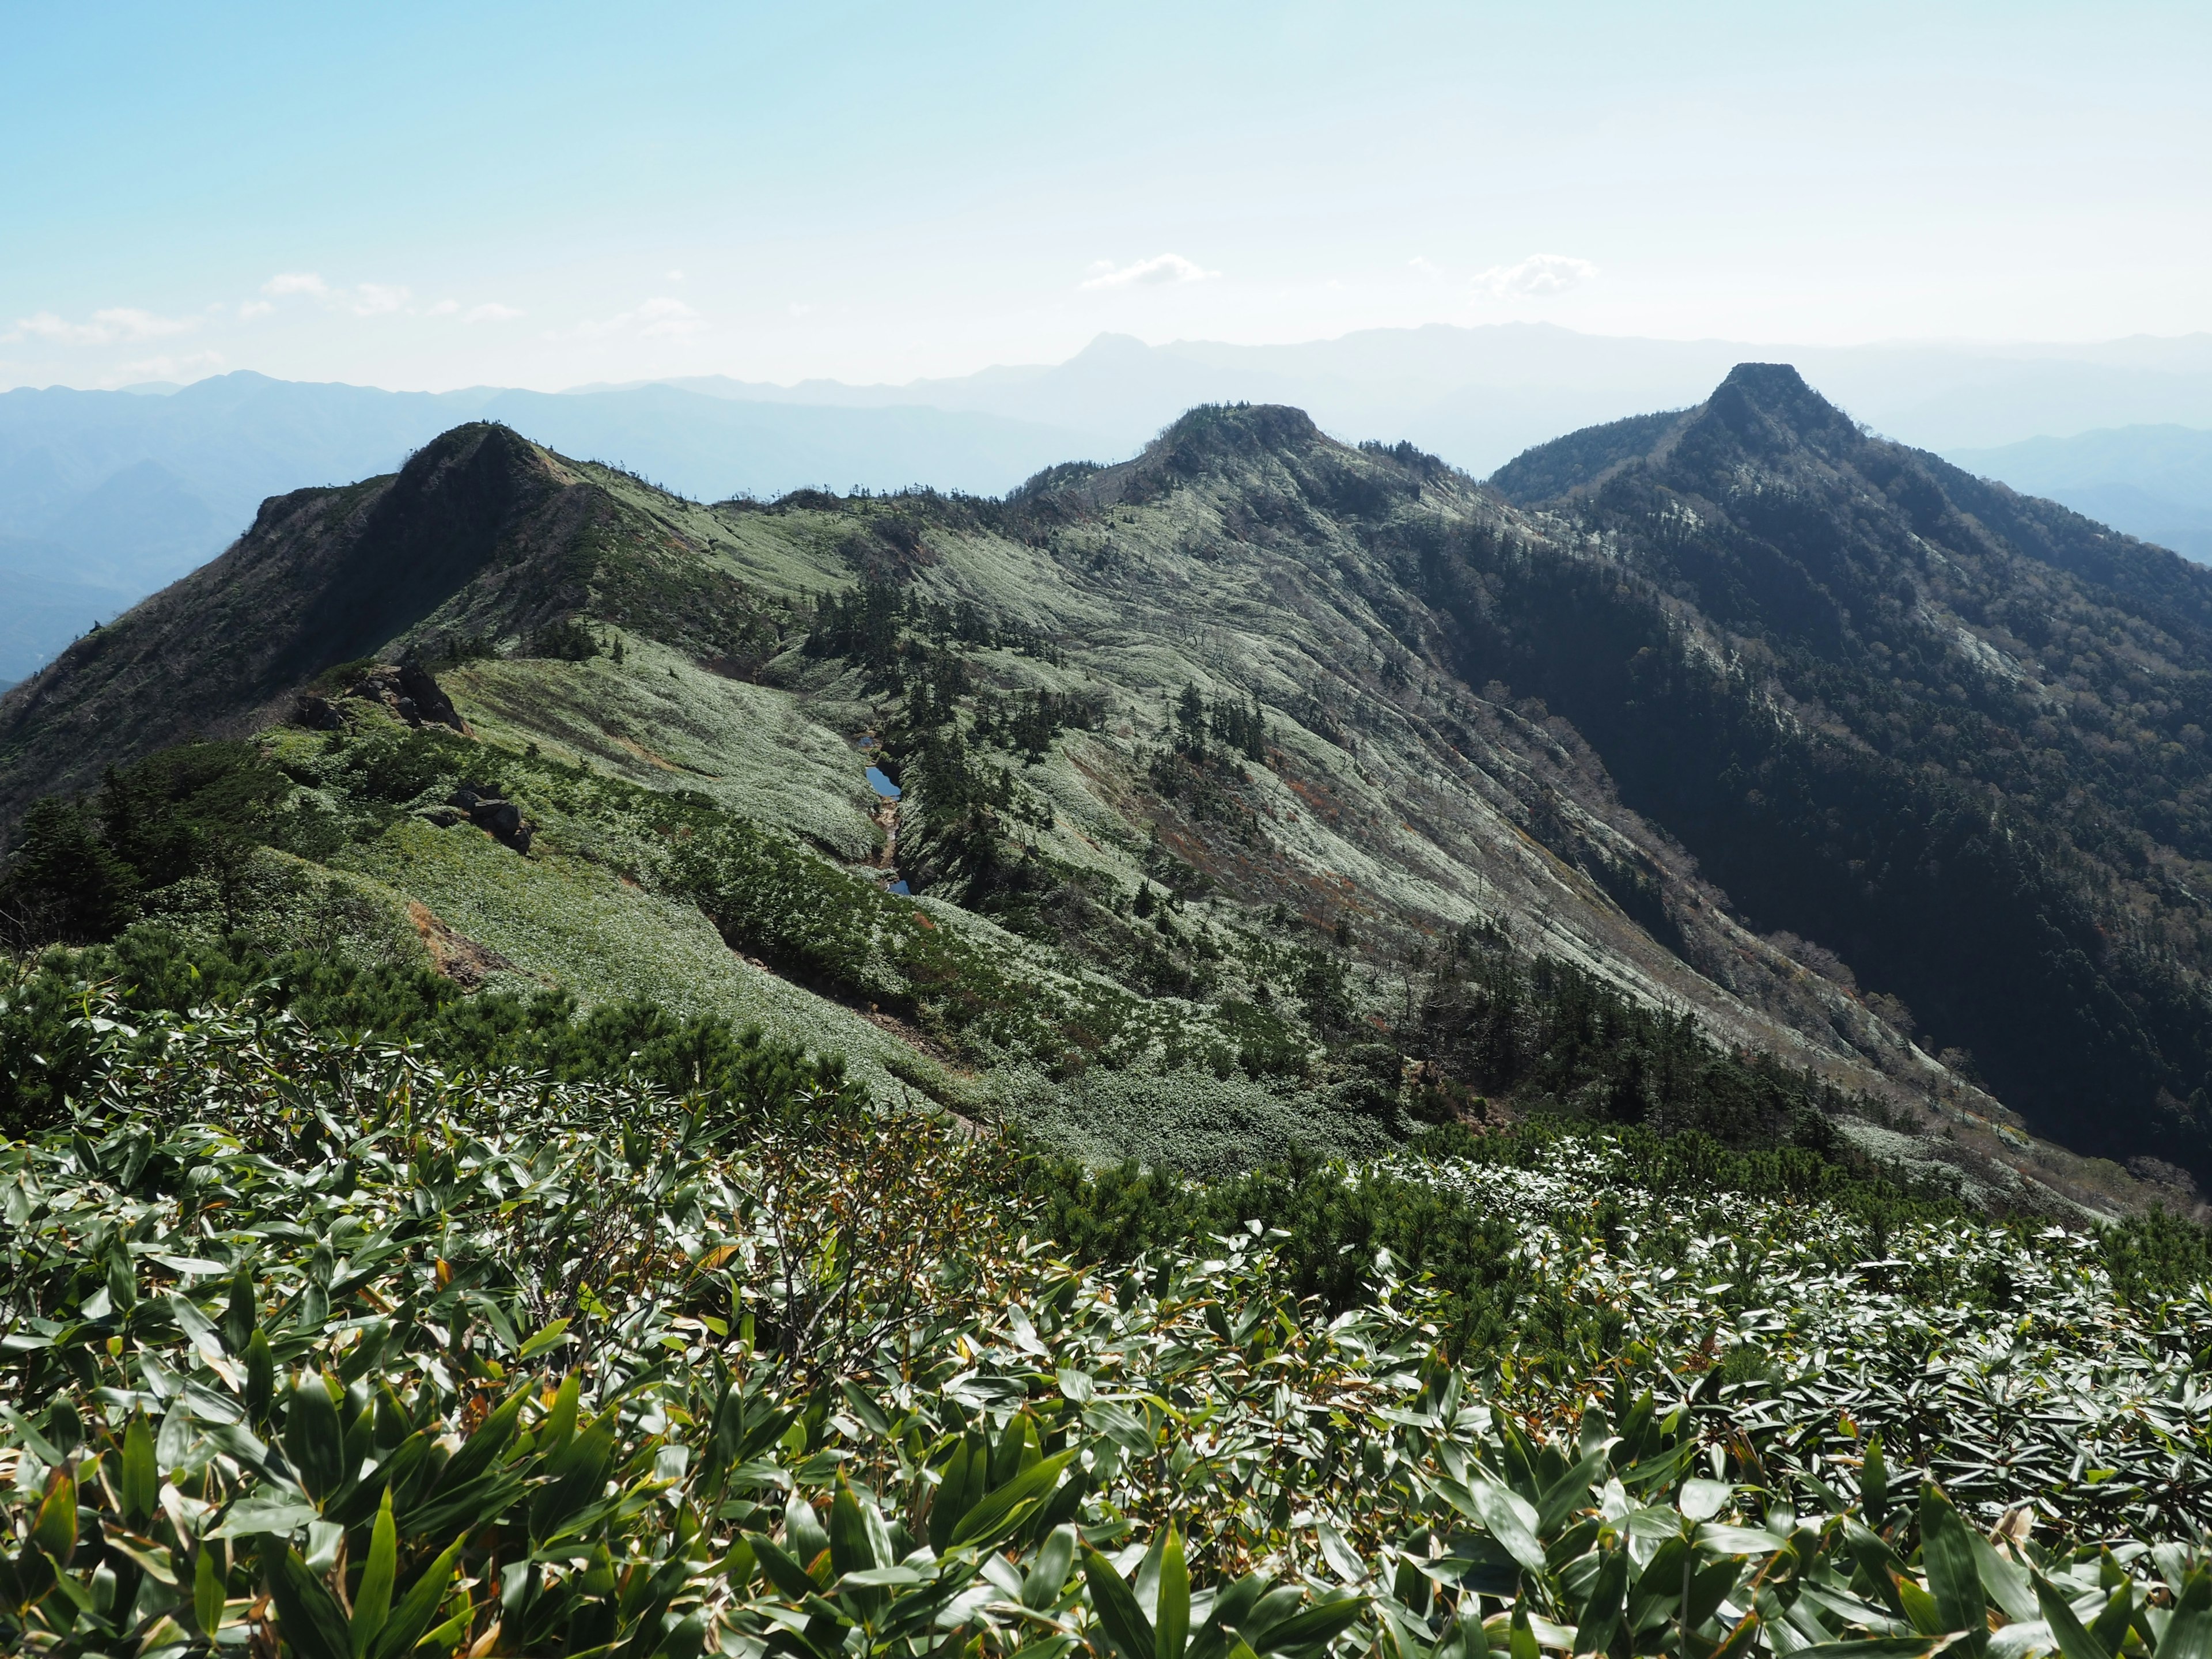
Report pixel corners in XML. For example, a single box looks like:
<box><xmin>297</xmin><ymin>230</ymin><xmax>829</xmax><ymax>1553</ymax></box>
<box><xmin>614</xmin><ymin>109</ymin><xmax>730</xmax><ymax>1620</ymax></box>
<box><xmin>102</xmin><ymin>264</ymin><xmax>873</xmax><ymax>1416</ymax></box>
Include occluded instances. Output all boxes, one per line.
<box><xmin>342</xmin><ymin>663</ymin><xmax>470</xmax><ymax>733</ymax></box>
<box><xmin>292</xmin><ymin>694</ymin><xmax>344</xmax><ymax>731</ymax></box>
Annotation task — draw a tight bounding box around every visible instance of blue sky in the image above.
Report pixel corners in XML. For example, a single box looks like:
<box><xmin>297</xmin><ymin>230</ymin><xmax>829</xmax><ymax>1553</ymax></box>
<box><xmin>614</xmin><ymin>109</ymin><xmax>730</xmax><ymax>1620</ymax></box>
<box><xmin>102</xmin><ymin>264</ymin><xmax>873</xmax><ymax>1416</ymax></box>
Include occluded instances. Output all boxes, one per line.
<box><xmin>5</xmin><ymin>1</ymin><xmax>2208</xmax><ymax>391</ymax></box>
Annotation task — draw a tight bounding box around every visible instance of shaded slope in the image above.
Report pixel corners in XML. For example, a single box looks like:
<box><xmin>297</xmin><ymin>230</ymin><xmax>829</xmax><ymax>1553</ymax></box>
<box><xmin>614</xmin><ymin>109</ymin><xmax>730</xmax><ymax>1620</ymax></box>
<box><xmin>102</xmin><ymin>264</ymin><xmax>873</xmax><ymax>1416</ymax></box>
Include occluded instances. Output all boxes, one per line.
<box><xmin>0</xmin><ymin>423</ymin><xmax>602</xmax><ymax>822</ymax></box>
<box><xmin>1476</xmin><ymin>364</ymin><xmax>2212</xmax><ymax>1171</ymax></box>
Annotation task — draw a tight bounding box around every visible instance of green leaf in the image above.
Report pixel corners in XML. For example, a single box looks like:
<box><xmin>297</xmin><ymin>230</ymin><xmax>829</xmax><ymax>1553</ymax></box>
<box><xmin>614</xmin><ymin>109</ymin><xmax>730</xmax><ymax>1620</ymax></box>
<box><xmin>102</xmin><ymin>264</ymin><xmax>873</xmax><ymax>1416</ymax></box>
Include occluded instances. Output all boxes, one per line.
<box><xmin>31</xmin><ymin>1463</ymin><xmax>78</xmax><ymax>1563</ymax></box>
<box><xmin>1574</xmin><ymin>1546</ymin><xmax>1629</xmax><ymax>1658</ymax></box>
<box><xmin>518</xmin><ymin>1317</ymin><xmax>572</xmax><ymax>1361</ymax></box>
<box><xmin>1696</xmin><ymin>1525</ymin><xmax>1786</xmax><ymax>1557</ymax></box>
<box><xmin>1190</xmin><ymin>1572</ymin><xmax>1275</xmax><ymax>1659</ymax></box>
<box><xmin>1536</xmin><ymin>1445</ymin><xmax>1612</xmax><ymax>1537</ymax></box>
<box><xmin>363</xmin><ymin>1534</ymin><xmax>465</xmax><ymax>1659</ymax></box>
<box><xmin>828</xmin><ymin>1474</ymin><xmax>880</xmax><ymax>1578</ymax></box>
<box><xmin>258</xmin><ymin>1534</ymin><xmax>353</xmax><ymax>1659</ymax></box>
<box><xmin>1787</xmin><ymin>1644</ymin><xmax>1937</xmax><ymax>1659</ymax></box>
<box><xmin>1919</xmin><ymin>1486</ymin><xmax>1986</xmax><ymax>1657</ymax></box>
<box><xmin>351</xmin><ymin>1487</ymin><xmax>397</xmax><ymax>1657</ymax></box>
<box><xmin>1969</xmin><ymin>1536</ymin><xmax>2037</xmax><ymax>1626</ymax></box>
<box><xmin>786</xmin><ymin>1490</ymin><xmax>833</xmax><ymax>1580</ymax></box>
<box><xmin>539</xmin><ymin>1372</ymin><xmax>582</xmax><ymax>1452</ymax></box>
<box><xmin>122</xmin><ymin>1407</ymin><xmax>158</xmax><ymax>1526</ymax></box>
<box><xmin>529</xmin><ymin>1412</ymin><xmax>615</xmax><ymax>1544</ymax></box>
<box><xmin>427</xmin><ymin>1385</ymin><xmax>525</xmax><ymax>1498</ymax></box>
<box><xmin>929</xmin><ymin>1438</ymin><xmax>978</xmax><ymax>1554</ymax></box>
<box><xmin>2035</xmin><ymin>1573</ymin><xmax>2115</xmax><ymax>1659</ymax></box>
<box><xmin>1896</xmin><ymin>1577</ymin><xmax>1946</xmax><ymax>1639</ymax></box>
<box><xmin>1248</xmin><ymin>1595</ymin><xmax>1369</xmax><ymax>1655</ymax></box>
<box><xmin>1025</xmin><ymin>1524</ymin><xmax>1080</xmax><ymax>1611</ymax></box>
<box><xmin>245</xmin><ymin>1329</ymin><xmax>275</xmax><ymax>1423</ymax></box>
<box><xmin>991</xmin><ymin>1411</ymin><xmax>1035</xmax><ymax>1488</ymax></box>
<box><xmin>2091</xmin><ymin>1585</ymin><xmax>2135</xmax><ymax>1658</ymax></box>
<box><xmin>1084</xmin><ymin>1544</ymin><xmax>1158</xmax><ymax>1659</ymax></box>
<box><xmin>286</xmin><ymin>1373</ymin><xmax>346</xmax><ymax>1501</ymax></box>
<box><xmin>1678</xmin><ymin>1480</ymin><xmax>1733</xmax><ymax>1523</ymax></box>
<box><xmin>224</xmin><ymin>1263</ymin><xmax>257</xmax><ymax>1354</ymax></box>
<box><xmin>1709</xmin><ymin>1608</ymin><xmax>1763</xmax><ymax>1659</ymax></box>
<box><xmin>949</xmin><ymin>1447</ymin><xmax>1078</xmax><ymax>1551</ymax></box>
<box><xmin>2160</xmin><ymin>1573</ymin><xmax>2212</xmax><ymax>1659</ymax></box>
<box><xmin>195</xmin><ymin>1544</ymin><xmax>225</xmax><ymax>1639</ymax></box>
<box><xmin>1157</xmin><ymin>1526</ymin><xmax>1191</xmax><ymax>1659</ymax></box>
<box><xmin>1861</xmin><ymin>1437</ymin><xmax>1890</xmax><ymax>1531</ymax></box>
<box><xmin>1450</xmin><ymin>1478</ymin><xmax>1546</xmax><ymax>1574</ymax></box>
<box><xmin>723</xmin><ymin>1537</ymin><xmax>759</xmax><ymax>1591</ymax></box>
<box><xmin>747</xmin><ymin>1532</ymin><xmax>824</xmax><ymax>1602</ymax></box>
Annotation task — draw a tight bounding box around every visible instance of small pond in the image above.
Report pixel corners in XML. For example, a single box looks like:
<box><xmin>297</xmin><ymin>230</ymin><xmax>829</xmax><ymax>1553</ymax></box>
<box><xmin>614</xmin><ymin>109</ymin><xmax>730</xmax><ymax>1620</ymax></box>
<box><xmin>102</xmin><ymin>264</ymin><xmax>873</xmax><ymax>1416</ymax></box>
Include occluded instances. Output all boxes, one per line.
<box><xmin>865</xmin><ymin>766</ymin><xmax>902</xmax><ymax>800</ymax></box>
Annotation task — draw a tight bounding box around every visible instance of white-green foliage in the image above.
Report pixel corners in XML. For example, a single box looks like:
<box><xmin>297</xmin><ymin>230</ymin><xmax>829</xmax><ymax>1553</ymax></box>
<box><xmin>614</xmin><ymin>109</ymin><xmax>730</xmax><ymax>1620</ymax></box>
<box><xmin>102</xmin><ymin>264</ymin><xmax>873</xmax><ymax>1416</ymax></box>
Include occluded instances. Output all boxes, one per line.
<box><xmin>1387</xmin><ymin>1146</ymin><xmax>2212</xmax><ymax>1536</ymax></box>
<box><xmin>333</xmin><ymin>819</ymin><xmax>937</xmax><ymax>1105</ymax></box>
<box><xmin>448</xmin><ymin>641</ymin><xmax>881</xmax><ymax>859</ymax></box>
<box><xmin>6</xmin><ymin>1003</ymin><xmax>2211</xmax><ymax>1659</ymax></box>
<box><xmin>992</xmin><ymin>1063</ymin><xmax>1392</xmax><ymax>1180</ymax></box>
<box><xmin>133</xmin><ymin>846</ymin><xmax>425</xmax><ymax>970</ymax></box>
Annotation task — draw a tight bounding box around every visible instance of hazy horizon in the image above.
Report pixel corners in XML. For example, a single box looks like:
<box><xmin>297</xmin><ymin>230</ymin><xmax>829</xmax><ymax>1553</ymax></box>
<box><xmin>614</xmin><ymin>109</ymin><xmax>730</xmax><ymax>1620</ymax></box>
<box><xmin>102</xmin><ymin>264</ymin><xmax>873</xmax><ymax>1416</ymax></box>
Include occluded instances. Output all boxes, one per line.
<box><xmin>9</xmin><ymin>2</ymin><xmax>2209</xmax><ymax>395</ymax></box>
<box><xmin>22</xmin><ymin>317</ymin><xmax>2212</xmax><ymax>404</ymax></box>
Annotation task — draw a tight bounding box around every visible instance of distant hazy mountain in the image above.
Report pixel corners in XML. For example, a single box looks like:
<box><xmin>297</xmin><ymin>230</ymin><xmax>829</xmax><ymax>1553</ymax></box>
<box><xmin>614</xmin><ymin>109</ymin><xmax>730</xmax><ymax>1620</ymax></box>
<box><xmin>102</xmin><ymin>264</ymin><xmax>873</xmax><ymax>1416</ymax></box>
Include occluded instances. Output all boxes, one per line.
<box><xmin>1949</xmin><ymin>425</ymin><xmax>2212</xmax><ymax>562</ymax></box>
<box><xmin>611</xmin><ymin>324</ymin><xmax>2212</xmax><ymax>475</ymax></box>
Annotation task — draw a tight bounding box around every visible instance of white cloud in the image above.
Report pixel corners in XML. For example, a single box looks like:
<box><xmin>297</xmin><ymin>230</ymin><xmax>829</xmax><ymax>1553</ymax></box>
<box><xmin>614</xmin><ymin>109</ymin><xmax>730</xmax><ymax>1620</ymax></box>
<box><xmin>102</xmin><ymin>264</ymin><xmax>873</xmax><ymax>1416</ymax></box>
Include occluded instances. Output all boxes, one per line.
<box><xmin>666</xmin><ymin>268</ymin><xmax>685</xmax><ymax>282</ymax></box>
<box><xmin>427</xmin><ymin>298</ymin><xmax>460</xmax><ymax>316</ymax></box>
<box><xmin>1470</xmin><ymin>253</ymin><xmax>1597</xmax><ymax>301</ymax></box>
<box><xmin>350</xmin><ymin>283</ymin><xmax>411</xmax><ymax>316</ymax></box>
<box><xmin>635</xmin><ymin>296</ymin><xmax>703</xmax><ymax>337</ymax></box>
<box><xmin>573</xmin><ymin>295</ymin><xmax>706</xmax><ymax>340</ymax></box>
<box><xmin>116</xmin><ymin>350</ymin><xmax>223</xmax><ymax>383</ymax></box>
<box><xmin>10</xmin><ymin>306</ymin><xmax>197</xmax><ymax>345</ymax></box>
<box><xmin>260</xmin><ymin>271</ymin><xmax>412</xmax><ymax>315</ymax></box>
<box><xmin>788</xmin><ymin>301</ymin><xmax>815</xmax><ymax>319</ymax></box>
<box><xmin>464</xmin><ymin>302</ymin><xmax>522</xmax><ymax>324</ymax></box>
<box><xmin>1079</xmin><ymin>252</ymin><xmax>1219</xmax><ymax>291</ymax></box>
<box><xmin>238</xmin><ymin>299</ymin><xmax>275</xmax><ymax>319</ymax></box>
<box><xmin>1408</xmin><ymin>256</ymin><xmax>1442</xmax><ymax>276</ymax></box>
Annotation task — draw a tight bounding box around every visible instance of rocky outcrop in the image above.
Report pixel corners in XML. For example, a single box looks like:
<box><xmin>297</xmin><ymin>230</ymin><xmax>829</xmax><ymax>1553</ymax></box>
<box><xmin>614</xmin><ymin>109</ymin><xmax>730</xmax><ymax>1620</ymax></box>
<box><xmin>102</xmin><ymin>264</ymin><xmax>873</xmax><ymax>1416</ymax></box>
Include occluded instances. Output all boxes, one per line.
<box><xmin>440</xmin><ymin>782</ymin><xmax>534</xmax><ymax>853</ymax></box>
<box><xmin>298</xmin><ymin>664</ymin><xmax>470</xmax><ymax>734</ymax></box>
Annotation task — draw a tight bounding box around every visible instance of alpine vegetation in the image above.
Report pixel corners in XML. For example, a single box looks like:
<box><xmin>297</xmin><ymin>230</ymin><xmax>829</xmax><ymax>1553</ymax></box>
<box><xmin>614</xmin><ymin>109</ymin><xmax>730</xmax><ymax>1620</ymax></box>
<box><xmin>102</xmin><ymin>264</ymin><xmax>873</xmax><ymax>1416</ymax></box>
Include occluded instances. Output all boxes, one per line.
<box><xmin>4</xmin><ymin>990</ymin><xmax>2212</xmax><ymax>1657</ymax></box>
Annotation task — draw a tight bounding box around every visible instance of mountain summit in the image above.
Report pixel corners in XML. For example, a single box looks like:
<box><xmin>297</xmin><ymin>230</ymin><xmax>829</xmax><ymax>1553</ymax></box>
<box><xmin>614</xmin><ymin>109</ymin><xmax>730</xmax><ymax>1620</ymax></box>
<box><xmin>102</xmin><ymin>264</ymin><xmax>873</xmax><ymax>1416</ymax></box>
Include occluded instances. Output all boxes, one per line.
<box><xmin>6</xmin><ymin>369</ymin><xmax>2212</xmax><ymax>1206</ymax></box>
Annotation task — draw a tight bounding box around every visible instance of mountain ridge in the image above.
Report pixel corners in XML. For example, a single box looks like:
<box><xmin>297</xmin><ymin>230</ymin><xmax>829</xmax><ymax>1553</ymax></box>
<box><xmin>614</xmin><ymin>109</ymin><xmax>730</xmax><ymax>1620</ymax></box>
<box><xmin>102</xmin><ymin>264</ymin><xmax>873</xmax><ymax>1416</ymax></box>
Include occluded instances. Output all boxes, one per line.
<box><xmin>7</xmin><ymin>369</ymin><xmax>2212</xmax><ymax>1209</ymax></box>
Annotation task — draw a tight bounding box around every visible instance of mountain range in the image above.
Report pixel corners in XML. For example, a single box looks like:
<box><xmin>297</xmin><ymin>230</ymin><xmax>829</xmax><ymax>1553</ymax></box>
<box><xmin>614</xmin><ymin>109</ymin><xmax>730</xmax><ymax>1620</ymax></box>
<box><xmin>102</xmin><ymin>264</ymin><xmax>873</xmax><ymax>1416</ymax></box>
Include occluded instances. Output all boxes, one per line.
<box><xmin>1951</xmin><ymin>425</ymin><xmax>2212</xmax><ymax>562</ymax></box>
<box><xmin>6</xmin><ymin>324</ymin><xmax>2212</xmax><ymax>686</ymax></box>
<box><xmin>7</xmin><ymin>363</ymin><xmax>2212</xmax><ymax>1217</ymax></box>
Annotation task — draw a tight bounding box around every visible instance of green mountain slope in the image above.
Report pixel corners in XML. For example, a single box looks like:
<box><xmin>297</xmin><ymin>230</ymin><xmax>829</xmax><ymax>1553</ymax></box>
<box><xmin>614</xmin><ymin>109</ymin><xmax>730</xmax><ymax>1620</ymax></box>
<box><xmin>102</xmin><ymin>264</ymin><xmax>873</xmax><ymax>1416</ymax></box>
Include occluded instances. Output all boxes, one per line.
<box><xmin>6</xmin><ymin>378</ymin><xmax>2212</xmax><ymax>1207</ymax></box>
<box><xmin>1490</xmin><ymin>365</ymin><xmax>2212</xmax><ymax>1176</ymax></box>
